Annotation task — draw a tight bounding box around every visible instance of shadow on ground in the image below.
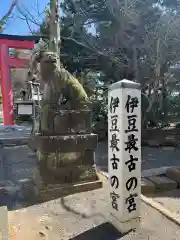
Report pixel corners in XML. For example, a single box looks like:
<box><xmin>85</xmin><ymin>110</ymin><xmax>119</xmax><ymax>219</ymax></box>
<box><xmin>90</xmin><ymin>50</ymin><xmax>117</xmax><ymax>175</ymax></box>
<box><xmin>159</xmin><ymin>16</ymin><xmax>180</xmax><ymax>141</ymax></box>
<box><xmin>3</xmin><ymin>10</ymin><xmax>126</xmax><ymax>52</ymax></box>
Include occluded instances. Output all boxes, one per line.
<box><xmin>69</xmin><ymin>222</ymin><xmax>130</xmax><ymax>240</ymax></box>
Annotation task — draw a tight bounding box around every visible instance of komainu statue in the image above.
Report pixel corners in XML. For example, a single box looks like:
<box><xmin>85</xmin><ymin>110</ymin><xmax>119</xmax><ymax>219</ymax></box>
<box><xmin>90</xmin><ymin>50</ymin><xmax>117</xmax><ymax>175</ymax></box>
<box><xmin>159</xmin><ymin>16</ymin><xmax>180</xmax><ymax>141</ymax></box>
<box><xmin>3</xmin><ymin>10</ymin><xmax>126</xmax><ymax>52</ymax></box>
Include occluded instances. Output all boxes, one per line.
<box><xmin>31</xmin><ymin>51</ymin><xmax>101</xmax><ymax>195</ymax></box>
<box><xmin>34</xmin><ymin>51</ymin><xmax>91</xmax><ymax>132</ymax></box>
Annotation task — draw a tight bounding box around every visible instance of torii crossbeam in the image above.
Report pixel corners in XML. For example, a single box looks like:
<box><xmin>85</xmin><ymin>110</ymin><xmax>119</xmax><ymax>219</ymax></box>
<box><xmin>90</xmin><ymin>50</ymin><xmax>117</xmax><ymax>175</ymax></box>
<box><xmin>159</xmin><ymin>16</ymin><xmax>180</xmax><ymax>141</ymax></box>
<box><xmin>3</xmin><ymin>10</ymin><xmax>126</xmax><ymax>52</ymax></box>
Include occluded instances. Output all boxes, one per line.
<box><xmin>0</xmin><ymin>34</ymin><xmax>41</xmax><ymax>125</ymax></box>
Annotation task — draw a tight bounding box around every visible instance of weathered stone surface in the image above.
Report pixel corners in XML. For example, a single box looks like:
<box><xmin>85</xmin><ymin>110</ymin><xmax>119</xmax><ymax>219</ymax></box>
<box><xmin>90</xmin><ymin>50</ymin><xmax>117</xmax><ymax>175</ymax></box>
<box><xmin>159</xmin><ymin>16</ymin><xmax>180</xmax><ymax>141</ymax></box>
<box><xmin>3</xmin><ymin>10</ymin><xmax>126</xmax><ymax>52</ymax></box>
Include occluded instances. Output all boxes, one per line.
<box><xmin>38</xmin><ymin>180</ymin><xmax>102</xmax><ymax>202</ymax></box>
<box><xmin>70</xmin><ymin>110</ymin><xmax>92</xmax><ymax>134</ymax></box>
<box><xmin>166</xmin><ymin>168</ymin><xmax>180</xmax><ymax>186</ymax></box>
<box><xmin>37</xmin><ymin>134</ymin><xmax>98</xmax><ymax>152</ymax></box>
<box><xmin>82</xmin><ymin>150</ymin><xmax>95</xmax><ymax>165</ymax></box>
<box><xmin>42</xmin><ymin>109</ymin><xmax>92</xmax><ymax>135</ymax></box>
<box><xmin>162</xmin><ymin>135</ymin><xmax>177</xmax><ymax>147</ymax></box>
<box><xmin>0</xmin><ymin>179</ymin><xmax>38</xmax><ymax>206</ymax></box>
<box><xmin>0</xmin><ymin>206</ymin><xmax>9</xmax><ymax>239</ymax></box>
<box><xmin>37</xmin><ymin>163</ymin><xmax>97</xmax><ymax>185</ymax></box>
<box><xmin>50</xmin><ymin>165</ymin><xmax>97</xmax><ymax>183</ymax></box>
<box><xmin>28</xmin><ymin>136</ymin><xmax>37</xmax><ymax>152</ymax></box>
<box><xmin>141</xmin><ymin>177</ymin><xmax>155</xmax><ymax>194</ymax></box>
<box><xmin>37</xmin><ymin>150</ymin><xmax>95</xmax><ymax>168</ymax></box>
<box><xmin>147</xmin><ymin>176</ymin><xmax>178</xmax><ymax>191</ymax></box>
<box><xmin>17</xmin><ymin>178</ymin><xmax>38</xmax><ymax>201</ymax></box>
<box><xmin>142</xmin><ymin>167</ymin><xmax>169</xmax><ymax>178</ymax></box>
<box><xmin>53</xmin><ymin>110</ymin><xmax>70</xmax><ymax>134</ymax></box>
<box><xmin>0</xmin><ymin>181</ymin><xmax>20</xmax><ymax>208</ymax></box>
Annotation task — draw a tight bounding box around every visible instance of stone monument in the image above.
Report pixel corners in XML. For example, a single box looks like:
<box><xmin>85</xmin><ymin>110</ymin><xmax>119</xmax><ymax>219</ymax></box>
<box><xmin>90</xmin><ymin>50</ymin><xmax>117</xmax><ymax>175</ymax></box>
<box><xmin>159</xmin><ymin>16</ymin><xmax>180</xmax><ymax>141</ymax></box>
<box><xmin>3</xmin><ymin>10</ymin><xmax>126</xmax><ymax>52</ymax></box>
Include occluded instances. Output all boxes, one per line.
<box><xmin>32</xmin><ymin>51</ymin><xmax>101</xmax><ymax>201</ymax></box>
<box><xmin>108</xmin><ymin>79</ymin><xmax>141</xmax><ymax>232</ymax></box>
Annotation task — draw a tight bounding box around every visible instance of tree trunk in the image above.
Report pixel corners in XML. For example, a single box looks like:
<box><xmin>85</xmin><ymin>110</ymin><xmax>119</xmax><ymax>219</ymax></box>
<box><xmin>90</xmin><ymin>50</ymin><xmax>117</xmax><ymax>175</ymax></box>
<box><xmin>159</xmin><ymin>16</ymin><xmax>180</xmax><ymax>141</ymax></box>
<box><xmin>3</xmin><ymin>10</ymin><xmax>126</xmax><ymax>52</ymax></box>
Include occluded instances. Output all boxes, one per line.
<box><xmin>49</xmin><ymin>0</ymin><xmax>60</xmax><ymax>55</ymax></box>
<box><xmin>160</xmin><ymin>64</ymin><xmax>168</xmax><ymax>122</ymax></box>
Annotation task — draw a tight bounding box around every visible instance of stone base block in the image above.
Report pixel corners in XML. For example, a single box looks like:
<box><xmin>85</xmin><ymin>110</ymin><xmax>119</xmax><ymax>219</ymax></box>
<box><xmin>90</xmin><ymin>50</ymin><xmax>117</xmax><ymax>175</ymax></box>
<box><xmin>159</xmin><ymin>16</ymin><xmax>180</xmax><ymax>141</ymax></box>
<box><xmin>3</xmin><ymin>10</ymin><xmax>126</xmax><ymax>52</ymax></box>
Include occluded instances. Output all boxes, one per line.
<box><xmin>37</xmin><ymin>150</ymin><xmax>95</xmax><ymax>167</ymax></box>
<box><xmin>147</xmin><ymin>176</ymin><xmax>177</xmax><ymax>191</ymax></box>
<box><xmin>36</xmin><ymin>133</ymin><xmax>98</xmax><ymax>152</ymax></box>
<box><xmin>42</xmin><ymin>109</ymin><xmax>92</xmax><ymax>135</ymax></box>
<box><xmin>141</xmin><ymin>178</ymin><xmax>155</xmax><ymax>195</ymax></box>
<box><xmin>37</xmin><ymin>160</ymin><xmax>98</xmax><ymax>185</ymax></box>
<box><xmin>166</xmin><ymin>168</ymin><xmax>180</xmax><ymax>187</ymax></box>
<box><xmin>37</xmin><ymin>179</ymin><xmax>102</xmax><ymax>203</ymax></box>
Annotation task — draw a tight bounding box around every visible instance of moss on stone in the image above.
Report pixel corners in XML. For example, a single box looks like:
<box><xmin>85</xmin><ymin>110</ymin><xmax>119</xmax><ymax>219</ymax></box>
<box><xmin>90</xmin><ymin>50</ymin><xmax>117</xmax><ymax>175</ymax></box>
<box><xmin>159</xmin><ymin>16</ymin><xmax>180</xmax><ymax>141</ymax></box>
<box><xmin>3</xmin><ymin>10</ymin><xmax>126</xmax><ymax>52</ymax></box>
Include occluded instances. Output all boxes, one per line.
<box><xmin>36</xmin><ymin>150</ymin><xmax>97</xmax><ymax>185</ymax></box>
<box><xmin>78</xmin><ymin>166</ymin><xmax>97</xmax><ymax>182</ymax></box>
<box><xmin>37</xmin><ymin>151</ymin><xmax>82</xmax><ymax>167</ymax></box>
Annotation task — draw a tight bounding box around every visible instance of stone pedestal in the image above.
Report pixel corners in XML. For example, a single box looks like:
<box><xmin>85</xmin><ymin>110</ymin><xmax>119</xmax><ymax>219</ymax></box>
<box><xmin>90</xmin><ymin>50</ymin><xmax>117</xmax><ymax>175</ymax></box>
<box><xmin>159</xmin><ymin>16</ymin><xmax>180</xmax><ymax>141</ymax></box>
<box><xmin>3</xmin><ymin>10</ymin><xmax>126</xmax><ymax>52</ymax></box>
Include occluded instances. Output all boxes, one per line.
<box><xmin>35</xmin><ymin>110</ymin><xmax>102</xmax><ymax>201</ymax></box>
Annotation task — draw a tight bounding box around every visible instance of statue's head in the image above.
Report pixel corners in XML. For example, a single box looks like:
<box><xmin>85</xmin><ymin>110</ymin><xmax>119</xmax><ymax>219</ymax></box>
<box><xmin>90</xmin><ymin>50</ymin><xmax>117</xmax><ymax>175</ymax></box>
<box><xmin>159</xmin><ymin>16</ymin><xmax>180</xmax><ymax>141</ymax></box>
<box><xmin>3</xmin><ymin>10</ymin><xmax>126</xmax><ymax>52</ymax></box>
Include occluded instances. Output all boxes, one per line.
<box><xmin>35</xmin><ymin>51</ymin><xmax>58</xmax><ymax>82</ymax></box>
<box><xmin>35</xmin><ymin>51</ymin><xmax>58</xmax><ymax>63</ymax></box>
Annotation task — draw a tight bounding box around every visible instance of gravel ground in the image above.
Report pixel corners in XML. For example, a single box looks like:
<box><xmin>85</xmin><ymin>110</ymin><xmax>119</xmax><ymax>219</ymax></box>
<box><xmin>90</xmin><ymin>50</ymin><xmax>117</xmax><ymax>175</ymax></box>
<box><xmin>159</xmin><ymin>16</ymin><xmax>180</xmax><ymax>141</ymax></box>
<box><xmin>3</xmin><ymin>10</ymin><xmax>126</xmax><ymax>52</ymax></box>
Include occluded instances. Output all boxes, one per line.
<box><xmin>0</xmin><ymin>124</ymin><xmax>36</xmax><ymax>209</ymax></box>
<box><xmin>1</xmin><ymin>124</ymin><xmax>180</xmax><ymax>239</ymax></box>
<box><xmin>0</xmin><ymin>125</ymin><xmax>180</xmax><ymax>210</ymax></box>
<box><xmin>95</xmin><ymin>141</ymin><xmax>180</xmax><ymax>172</ymax></box>
<box><xmin>9</xmin><ymin>183</ymin><xmax>180</xmax><ymax>240</ymax></box>
<box><xmin>1</xmin><ymin>125</ymin><xmax>180</xmax><ymax>182</ymax></box>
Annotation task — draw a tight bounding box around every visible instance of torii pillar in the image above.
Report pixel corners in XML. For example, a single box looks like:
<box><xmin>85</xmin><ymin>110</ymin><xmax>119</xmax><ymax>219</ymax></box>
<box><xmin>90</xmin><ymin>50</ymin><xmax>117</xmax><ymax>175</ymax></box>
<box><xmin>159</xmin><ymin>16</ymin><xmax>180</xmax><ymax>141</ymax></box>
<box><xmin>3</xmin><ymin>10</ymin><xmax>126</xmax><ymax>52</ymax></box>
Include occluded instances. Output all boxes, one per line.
<box><xmin>0</xmin><ymin>34</ymin><xmax>40</xmax><ymax>125</ymax></box>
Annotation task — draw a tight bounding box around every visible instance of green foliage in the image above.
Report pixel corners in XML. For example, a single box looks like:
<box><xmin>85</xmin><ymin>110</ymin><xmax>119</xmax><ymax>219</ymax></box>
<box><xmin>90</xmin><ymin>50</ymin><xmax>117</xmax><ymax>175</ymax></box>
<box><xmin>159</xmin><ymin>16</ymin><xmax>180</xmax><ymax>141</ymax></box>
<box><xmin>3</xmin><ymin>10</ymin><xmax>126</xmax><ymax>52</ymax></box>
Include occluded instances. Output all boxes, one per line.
<box><xmin>37</xmin><ymin>0</ymin><xmax>180</xmax><ymax>134</ymax></box>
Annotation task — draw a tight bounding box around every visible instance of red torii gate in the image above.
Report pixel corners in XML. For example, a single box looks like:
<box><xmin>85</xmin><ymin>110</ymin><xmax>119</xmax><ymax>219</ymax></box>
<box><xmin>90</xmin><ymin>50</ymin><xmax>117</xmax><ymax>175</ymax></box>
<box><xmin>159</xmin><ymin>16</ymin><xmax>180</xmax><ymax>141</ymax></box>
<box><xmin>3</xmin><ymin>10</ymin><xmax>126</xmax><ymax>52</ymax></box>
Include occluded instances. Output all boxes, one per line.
<box><xmin>0</xmin><ymin>34</ymin><xmax>40</xmax><ymax>125</ymax></box>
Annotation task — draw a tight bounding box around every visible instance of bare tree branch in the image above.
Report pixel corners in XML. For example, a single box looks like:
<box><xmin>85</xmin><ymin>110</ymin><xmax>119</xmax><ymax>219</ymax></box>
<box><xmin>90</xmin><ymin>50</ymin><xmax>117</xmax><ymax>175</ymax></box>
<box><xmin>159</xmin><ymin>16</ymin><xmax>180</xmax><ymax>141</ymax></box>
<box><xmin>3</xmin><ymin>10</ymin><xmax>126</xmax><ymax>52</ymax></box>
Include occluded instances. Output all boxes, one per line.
<box><xmin>0</xmin><ymin>0</ymin><xmax>18</xmax><ymax>31</ymax></box>
<box><xmin>16</xmin><ymin>1</ymin><xmax>44</xmax><ymax>27</ymax></box>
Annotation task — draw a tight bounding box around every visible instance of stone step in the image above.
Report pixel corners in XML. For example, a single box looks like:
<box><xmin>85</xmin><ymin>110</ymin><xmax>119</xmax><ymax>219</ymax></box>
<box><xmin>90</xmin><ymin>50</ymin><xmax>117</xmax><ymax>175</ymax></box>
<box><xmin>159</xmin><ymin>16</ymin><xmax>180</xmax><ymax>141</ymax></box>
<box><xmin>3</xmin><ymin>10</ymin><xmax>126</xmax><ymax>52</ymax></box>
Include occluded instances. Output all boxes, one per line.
<box><xmin>141</xmin><ymin>178</ymin><xmax>155</xmax><ymax>195</ymax></box>
<box><xmin>98</xmin><ymin>168</ymin><xmax>180</xmax><ymax>195</ymax></box>
<box><xmin>166</xmin><ymin>168</ymin><xmax>180</xmax><ymax>187</ymax></box>
<box><xmin>147</xmin><ymin>176</ymin><xmax>178</xmax><ymax>191</ymax></box>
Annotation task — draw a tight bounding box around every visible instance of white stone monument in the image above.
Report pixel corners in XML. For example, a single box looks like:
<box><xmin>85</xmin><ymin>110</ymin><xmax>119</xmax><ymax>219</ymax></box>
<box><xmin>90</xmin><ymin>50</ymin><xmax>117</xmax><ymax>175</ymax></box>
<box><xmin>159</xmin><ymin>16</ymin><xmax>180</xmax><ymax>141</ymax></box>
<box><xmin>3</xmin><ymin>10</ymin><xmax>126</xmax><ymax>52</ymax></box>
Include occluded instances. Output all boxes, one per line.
<box><xmin>108</xmin><ymin>79</ymin><xmax>141</xmax><ymax>232</ymax></box>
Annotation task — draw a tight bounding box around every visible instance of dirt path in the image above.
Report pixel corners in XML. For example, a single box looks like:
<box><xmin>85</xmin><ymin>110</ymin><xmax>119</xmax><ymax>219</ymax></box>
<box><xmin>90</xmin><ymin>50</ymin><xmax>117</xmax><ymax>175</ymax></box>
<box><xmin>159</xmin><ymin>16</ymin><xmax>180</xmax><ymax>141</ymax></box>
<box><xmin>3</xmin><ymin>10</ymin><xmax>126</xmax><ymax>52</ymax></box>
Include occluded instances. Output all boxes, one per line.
<box><xmin>9</xmin><ymin>183</ymin><xmax>180</xmax><ymax>240</ymax></box>
<box><xmin>150</xmin><ymin>189</ymin><xmax>180</xmax><ymax>218</ymax></box>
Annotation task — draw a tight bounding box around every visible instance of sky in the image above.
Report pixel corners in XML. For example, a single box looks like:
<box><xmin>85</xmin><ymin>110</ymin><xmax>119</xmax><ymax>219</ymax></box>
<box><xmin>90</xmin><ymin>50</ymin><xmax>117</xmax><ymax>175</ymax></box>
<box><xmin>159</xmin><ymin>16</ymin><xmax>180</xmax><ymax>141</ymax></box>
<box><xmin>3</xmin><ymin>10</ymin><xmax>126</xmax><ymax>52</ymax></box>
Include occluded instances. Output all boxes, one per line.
<box><xmin>0</xmin><ymin>0</ymin><xmax>49</xmax><ymax>35</ymax></box>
